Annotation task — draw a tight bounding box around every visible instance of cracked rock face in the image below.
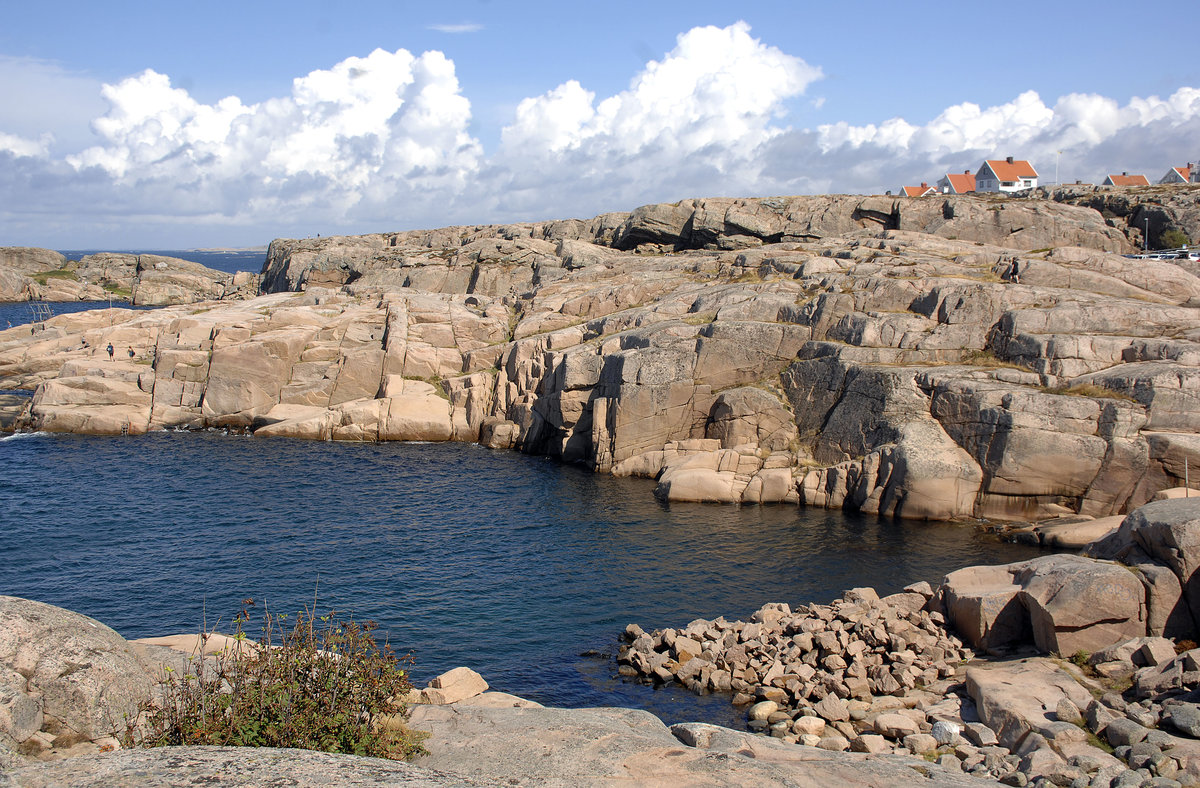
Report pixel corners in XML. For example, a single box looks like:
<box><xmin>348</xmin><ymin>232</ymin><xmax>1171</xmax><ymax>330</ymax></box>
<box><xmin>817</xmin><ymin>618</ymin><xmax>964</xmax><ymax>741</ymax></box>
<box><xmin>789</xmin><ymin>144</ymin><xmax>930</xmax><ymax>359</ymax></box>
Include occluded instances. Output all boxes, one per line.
<box><xmin>3</xmin><ymin>191</ymin><xmax>1198</xmax><ymax>522</ymax></box>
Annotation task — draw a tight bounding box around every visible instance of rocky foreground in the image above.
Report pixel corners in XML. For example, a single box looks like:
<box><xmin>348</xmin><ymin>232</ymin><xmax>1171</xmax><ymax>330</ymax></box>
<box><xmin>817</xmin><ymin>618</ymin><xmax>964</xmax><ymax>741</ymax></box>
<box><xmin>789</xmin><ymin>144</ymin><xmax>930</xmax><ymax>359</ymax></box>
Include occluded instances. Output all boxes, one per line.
<box><xmin>3</xmin><ymin>188</ymin><xmax>1199</xmax><ymax>523</ymax></box>
<box><xmin>7</xmin><ymin>498</ymin><xmax>1200</xmax><ymax>786</ymax></box>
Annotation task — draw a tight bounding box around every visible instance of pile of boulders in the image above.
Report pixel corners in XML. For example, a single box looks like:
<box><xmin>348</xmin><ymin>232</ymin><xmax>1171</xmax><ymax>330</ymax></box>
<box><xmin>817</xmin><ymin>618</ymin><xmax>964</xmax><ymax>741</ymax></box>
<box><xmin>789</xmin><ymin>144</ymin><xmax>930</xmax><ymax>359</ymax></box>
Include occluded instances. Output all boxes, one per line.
<box><xmin>620</xmin><ymin>587</ymin><xmax>1200</xmax><ymax>786</ymax></box>
<box><xmin>619</xmin><ymin>584</ymin><xmax>972</xmax><ymax>743</ymax></box>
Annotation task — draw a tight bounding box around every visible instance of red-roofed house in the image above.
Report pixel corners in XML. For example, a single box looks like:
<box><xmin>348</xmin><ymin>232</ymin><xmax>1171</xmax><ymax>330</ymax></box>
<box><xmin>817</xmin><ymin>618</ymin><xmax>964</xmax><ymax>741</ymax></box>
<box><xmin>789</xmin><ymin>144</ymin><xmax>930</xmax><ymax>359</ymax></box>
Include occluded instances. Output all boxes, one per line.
<box><xmin>937</xmin><ymin>170</ymin><xmax>976</xmax><ymax>194</ymax></box>
<box><xmin>1102</xmin><ymin>172</ymin><xmax>1150</xmax><ymax>187</ymax></box>
<box><xmin>975</xmin><ymin>157</ymin><xmax>1038</xmax><ymax>193</ymax></box>
<box><xmin>901</xmin><ymin>182</ymin><xmax>937</xmax><ymax>197</ymax></box>
<box><xmin>1159</xmin><ymin>166</ymin><xmax>1192</xmax><ymax>184</ymax></box>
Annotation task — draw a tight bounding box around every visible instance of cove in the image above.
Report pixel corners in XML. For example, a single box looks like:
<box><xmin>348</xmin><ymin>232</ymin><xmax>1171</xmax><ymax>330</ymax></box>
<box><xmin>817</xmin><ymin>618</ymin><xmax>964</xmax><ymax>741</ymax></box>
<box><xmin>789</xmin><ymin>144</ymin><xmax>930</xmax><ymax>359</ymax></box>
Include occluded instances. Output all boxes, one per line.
<box><xmin>0</xmin><ymin>431</ymin><xmax>1045</xmax><ymax>726</ymax></box>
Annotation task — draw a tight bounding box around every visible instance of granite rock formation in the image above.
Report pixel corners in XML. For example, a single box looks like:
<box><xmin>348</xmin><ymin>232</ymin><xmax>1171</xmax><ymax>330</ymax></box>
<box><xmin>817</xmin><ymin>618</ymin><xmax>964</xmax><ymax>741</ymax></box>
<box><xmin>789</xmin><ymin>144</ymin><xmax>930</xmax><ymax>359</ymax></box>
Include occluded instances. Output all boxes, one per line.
<box><xmin>2</xmin><ymin>191</ymin><xmax>1199</xmax><ymax>521</ymax></box>
<box><xmin>0</xmin><ymin>247</ymin><xmax>258</xmax><ymax>305</ymax></box>
<box><xmin>1048</xmin><ymin>183</ymin><xmax>1200</xmax><ymax>252</ymax></box>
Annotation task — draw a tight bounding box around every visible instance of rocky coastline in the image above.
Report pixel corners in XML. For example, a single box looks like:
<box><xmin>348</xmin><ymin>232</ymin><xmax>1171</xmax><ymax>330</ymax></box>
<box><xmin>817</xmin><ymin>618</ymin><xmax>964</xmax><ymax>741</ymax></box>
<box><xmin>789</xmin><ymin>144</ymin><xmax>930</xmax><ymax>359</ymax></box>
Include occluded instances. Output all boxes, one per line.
<box><xmin>3</xmin><ymin>186</ymin><xmax>1199</xmax><ymax>523</ymax></box>
<box><xmin>0</xmin><ymin>247</ymin><xmax>258</xmax><ymax>306</ymax></box>
<box><xmin>5</xmin><ymin>497</ymin><xmax>1200</xmax><ymax>786</ymax></box>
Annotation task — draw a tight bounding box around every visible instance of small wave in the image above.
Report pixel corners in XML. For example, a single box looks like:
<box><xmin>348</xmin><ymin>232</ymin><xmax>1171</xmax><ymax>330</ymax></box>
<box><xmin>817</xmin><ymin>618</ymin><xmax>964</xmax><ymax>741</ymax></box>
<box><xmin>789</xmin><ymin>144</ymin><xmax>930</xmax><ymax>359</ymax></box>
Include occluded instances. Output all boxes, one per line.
<box><xmin>1</xmin><ymin>431</ymin><xmax>48</xmax><ymax>441</ymax></box>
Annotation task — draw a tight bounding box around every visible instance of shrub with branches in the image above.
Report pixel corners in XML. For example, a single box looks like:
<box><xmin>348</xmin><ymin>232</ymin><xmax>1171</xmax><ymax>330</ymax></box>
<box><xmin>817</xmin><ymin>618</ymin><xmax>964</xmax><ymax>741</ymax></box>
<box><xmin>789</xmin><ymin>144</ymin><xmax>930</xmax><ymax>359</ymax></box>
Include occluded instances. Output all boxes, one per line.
<box><xmin>130</xmin><ymin>599</ymin><xmax>424</xmax><ymax>759</ymax></box>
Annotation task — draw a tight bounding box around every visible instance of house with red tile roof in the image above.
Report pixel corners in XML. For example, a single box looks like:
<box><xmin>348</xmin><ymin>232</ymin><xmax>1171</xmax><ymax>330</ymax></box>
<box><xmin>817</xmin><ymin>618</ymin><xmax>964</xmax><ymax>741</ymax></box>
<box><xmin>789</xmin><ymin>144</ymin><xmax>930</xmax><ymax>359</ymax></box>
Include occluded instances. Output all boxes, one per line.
<box><xmin>1102</xmin><ymin>172</ymin><xmax>1149</xmax><ymax>187</ymax></box>
<box><xmin>1159</xmin><ymin>165</ymin><xmax>1192</xmax><ymax>184</ymax></box>
<box><xmin>901</xmin><ymin>182</ymin><xmax>937</xmax><ymax>197</ymax></box>
<box><xmin>975</xmin><ymin>157</ymin><xmax>1038</xmax><ymax>193</ymax></box>
<box><xmin>937</xmin><ymin>170</ymin><xmax>976</xmax><ymax>194</ymax></box>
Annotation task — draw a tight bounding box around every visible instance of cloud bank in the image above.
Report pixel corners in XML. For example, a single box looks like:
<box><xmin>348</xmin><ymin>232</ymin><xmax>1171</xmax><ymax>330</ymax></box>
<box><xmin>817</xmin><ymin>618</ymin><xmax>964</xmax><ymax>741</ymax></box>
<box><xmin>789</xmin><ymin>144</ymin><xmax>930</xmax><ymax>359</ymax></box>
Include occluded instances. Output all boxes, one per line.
<box><xmin>2</xmin><ymin>22</ymin><xmax>1199</xmax><ymax>245</ymax></box>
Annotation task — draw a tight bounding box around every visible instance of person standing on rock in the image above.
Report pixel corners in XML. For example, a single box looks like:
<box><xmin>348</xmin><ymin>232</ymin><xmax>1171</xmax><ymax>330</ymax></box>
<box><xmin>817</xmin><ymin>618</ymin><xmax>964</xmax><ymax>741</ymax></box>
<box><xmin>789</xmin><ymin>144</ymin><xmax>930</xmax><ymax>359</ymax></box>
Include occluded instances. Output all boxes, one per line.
<box><xmin>1009</xmin><ymin>259</ymin><xmax>1021</xmax><ymax>284</ymax></box>
<box><xmin>106</xmin><ymin>343</ymin><xmax>114</xmax><ymax>360</ymax></box>
<box><xmin>127</xmin><ymin>347</ymin><xmax>135</xmax><ymax>359</ymax></box>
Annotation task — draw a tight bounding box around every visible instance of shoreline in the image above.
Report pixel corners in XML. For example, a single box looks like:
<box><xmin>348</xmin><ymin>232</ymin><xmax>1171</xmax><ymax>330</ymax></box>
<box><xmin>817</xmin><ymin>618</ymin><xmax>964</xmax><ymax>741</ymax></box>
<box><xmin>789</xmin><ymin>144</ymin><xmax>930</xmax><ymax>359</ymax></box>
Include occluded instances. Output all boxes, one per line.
<box><xmin>6</xmin><ymin>498</ymin><xmax>1200</xmax><ymax>785</ymax></box>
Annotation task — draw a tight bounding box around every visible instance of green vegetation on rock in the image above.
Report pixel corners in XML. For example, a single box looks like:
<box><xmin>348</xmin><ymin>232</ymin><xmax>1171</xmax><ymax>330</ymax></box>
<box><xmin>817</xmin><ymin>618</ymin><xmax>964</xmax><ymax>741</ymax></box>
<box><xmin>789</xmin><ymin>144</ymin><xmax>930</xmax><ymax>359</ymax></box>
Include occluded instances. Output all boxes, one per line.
<box><xmin>130</xmin><ymin>600</ymin><xmax>424</xmax><ymax>760</ymax></box>
<box><xmin>31</xmin><ymin>269</ymin><xmax>79</xmax><ymax>285</ymax></box>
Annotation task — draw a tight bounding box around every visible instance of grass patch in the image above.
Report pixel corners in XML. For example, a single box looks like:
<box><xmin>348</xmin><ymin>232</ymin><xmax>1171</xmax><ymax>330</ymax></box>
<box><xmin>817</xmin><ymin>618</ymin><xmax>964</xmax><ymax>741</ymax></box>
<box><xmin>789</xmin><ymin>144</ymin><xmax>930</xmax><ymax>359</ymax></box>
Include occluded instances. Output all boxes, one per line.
<box><xmin>31</xmin><ymin>269</ymin><xmax>79</xmax><ymax>285</ymax></box>
<box><xmin>1045</xmin><ymin>382</ymin><xmax>1137</xmax><ymax>402</ymax></box>
<box><xmin>682</xmin><ymin>311</ymin><xmax>717</xmax><ymax>325</ymax></box>
<box><xmin>960</xmin><ymin>349</ymin><xmax>1029</xmax><ymax>371</ymax></box>
<box><xmin>1080</xmin><ymin>723</ymin><xmax>1113</xmax><ymax>753</ymax></box>
<box><xmin>128</xmin><ymin>599</ymin><xmax>424</xmax><ymax>760</ymax></box>
<box><xmin>103</xmin><ymin>282</ymin><xmax>132</xmax><ymax>298</ymax></box>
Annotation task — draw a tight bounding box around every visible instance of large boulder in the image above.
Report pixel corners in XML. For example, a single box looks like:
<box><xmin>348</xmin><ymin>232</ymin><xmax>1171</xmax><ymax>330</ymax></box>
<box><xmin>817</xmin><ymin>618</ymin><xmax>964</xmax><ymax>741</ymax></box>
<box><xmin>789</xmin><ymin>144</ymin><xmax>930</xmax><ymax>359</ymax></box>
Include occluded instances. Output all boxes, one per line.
<box><xmin>938</xmin><ymin>553</ymin><xmax>1148</xmax><ymax>654</ymax></box>
<box><xmin>1015</xmin><ymin>554</ymin><xmax>1147</xmax><ymax>655</ymax></box>
<box><xmin>1086</xmin><ymin>497</ymin><xmax>1200</xmax><ymax>636</ymax></box>
<box><xmin>0</xmin><ymin>596</ymin><xmax>155</xmax><ymax>754</ymax></box>
<box><xmin>965</xmin><ymin>658</ymin><xmax>1096</xmax><ymax>750</ymax></box>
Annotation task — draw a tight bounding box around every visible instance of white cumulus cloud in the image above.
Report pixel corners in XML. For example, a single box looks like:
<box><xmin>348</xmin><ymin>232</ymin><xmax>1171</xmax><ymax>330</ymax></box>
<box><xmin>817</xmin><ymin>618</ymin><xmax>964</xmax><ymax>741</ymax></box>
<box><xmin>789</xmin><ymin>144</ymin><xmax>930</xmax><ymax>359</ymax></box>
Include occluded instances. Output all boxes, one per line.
<box><xmin>762</xmin><ymin>87</ymin><xmax>1200</xmax><ymax>193</ymax></box>
<box><xmin>489</xmin><ymin>21</ymin><xmax>822</xmax><ymax>215</ymax></box>
<box><xmin>0</xmin><ymin>131</ymin><xmax>49</xmax><ymax>158</ymax></box>
<box><xmin>2</xmin><ymin>22</ymin><xmax>1200</xmax><ymax>248</ymax></box>
<box><xmin>62</xmin><ymin>47</ymin><xmax>481</xmax><ymax>224</ymax></box>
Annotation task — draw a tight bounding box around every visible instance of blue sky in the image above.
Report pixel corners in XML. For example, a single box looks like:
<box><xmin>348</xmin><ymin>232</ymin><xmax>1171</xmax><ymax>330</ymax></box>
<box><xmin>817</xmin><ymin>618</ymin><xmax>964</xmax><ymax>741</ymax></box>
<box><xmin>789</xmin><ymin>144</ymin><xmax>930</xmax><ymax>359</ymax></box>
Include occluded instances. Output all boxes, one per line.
<box><xmin>1</xmin><ymin>0</ymin><xmax>1197</xmax><ymax>248</ymax></box>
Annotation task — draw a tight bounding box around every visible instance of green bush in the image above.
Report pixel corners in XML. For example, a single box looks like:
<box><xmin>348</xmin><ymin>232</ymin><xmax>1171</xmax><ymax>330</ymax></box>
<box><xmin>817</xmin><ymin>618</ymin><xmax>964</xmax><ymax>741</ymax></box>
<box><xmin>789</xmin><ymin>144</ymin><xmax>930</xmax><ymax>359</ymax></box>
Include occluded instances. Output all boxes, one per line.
<box><xmin>1162</xmin><ymin>228</ymin><xmax>1191</xmax><ymax>249</ymax></box>
<box><xmin>131</xmin><ymin>600</ymin><xmax>424</xmax><ymax>759</ymax></box>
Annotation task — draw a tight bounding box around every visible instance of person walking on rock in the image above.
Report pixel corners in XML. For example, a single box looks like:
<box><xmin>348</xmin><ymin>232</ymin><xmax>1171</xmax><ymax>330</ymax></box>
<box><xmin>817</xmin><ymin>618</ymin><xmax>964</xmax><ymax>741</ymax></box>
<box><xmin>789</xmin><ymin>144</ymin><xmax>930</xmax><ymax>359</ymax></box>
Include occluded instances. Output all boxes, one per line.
<box><xmin>127</xmin><ymin>347</ymin><xmax>135</xmax><ymax>359</ymax></box>
<box><xmin>1009</xmin><ymin>259</ymin><xmax>1021</xmax><ymax>284</ymax></box>
<box><xmin>106</xmin><ymin>343</ymin><xmax>114</xmax><ymax>360</ymax></box>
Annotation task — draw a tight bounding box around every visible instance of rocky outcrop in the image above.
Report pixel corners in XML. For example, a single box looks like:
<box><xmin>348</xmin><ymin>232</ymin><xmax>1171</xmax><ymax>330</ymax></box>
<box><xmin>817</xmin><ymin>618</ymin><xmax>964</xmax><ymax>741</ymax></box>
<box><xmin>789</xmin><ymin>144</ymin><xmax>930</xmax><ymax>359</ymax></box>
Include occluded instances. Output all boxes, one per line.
<box><xmin>933</xmin><ymin>499</ymin><xmax>1200</xmax><ymax>656</ymax></box>
<box><xmin>3</xmin><ymin>191</ymin><xmax>1198</xmax><ymax>522</ymax></box>
<box><xmin>0</xmin><ymin>247</ymin><xmax>258</xmax><ymax>305</ymax></box>
<box><xmin>1048</xmin><ymin>183</ymin><xmax>1200</xmax><ymax>251</ymax></box>
<box><xmin>259</xmin><ymin>194</ymin><xmax>1131</xmax><ymax>293</ymax></box>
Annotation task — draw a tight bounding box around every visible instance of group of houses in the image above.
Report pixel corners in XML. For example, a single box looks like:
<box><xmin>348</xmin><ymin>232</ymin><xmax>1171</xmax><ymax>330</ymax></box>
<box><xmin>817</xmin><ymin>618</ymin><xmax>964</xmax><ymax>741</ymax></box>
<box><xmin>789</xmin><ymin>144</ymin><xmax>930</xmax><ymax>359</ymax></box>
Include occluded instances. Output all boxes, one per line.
<box><xmin>898</xmin><ymin>158</ymin><xmax>1200</xmax><ymax>197</ymax></box>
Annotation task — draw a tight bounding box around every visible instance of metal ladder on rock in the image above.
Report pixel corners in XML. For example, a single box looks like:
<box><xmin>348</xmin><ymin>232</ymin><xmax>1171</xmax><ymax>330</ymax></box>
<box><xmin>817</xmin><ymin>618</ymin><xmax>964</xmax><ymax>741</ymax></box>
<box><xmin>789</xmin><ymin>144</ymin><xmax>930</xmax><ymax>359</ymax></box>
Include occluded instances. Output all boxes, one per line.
<box><xmin>27</xmin><ymin>301</ymin><xmax>53</xmax><ymax>328</ymax></box>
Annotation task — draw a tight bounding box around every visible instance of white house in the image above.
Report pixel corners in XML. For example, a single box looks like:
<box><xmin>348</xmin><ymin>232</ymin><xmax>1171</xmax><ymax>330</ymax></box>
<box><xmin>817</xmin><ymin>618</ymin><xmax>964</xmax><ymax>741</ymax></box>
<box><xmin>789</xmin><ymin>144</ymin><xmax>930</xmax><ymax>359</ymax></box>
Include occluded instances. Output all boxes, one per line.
<box><xmin>1159</xmin><ymin>165</ymin><xmax>1192</xmax><ymax>184</ymax></box>
<box><xmin>975</xmin><ymin>157</ymin><xmax>1038</xmax><ymax>193</ymax></box>
<box><xmin>937</xmin><ymin>171</ymin><xmax>976</xmax><ymax>194</ymax></box>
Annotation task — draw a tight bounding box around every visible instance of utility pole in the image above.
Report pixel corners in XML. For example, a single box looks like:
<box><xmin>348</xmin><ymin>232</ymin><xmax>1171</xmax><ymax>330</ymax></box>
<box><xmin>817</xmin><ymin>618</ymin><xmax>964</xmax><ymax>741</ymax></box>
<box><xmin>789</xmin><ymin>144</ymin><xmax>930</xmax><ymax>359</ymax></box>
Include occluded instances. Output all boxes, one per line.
<box><xmin>1055</xmin><ymin>150</ymin><xmax>1062</xmax><ymax>186</ymax></box>
<box><xmin>1145</xmin><ymin>216</ymin><xmax>1150</xmax><ymax>251</ymax></box>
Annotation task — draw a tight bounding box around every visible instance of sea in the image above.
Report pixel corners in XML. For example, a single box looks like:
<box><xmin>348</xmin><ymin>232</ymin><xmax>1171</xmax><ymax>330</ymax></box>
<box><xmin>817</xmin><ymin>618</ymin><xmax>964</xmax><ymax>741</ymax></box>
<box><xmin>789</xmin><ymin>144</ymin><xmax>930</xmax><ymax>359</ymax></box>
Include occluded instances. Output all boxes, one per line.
<box><xmin>0</xmin><ymin>432</ymin><xmax>1045</xmax><ymax>727</ymax></box>
<box><xmin>1</xmin><ymin>248</ymin><xmax>1048</xmax><ymax>727</ymax></box>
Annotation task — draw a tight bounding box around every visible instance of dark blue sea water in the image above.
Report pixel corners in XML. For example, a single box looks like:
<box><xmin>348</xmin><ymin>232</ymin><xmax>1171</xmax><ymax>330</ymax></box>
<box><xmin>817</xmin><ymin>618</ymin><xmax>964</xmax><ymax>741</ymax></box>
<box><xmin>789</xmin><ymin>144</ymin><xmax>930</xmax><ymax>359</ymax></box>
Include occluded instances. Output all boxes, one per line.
<box><xmin>0</xmin><ymin>431</ymin><xmax>1045</xmax><ymax>726</ymax></box>
<box><xmin>0</xmin><ymin>300</ymin><xmax>160</xmax><ymax>331</ymax></box>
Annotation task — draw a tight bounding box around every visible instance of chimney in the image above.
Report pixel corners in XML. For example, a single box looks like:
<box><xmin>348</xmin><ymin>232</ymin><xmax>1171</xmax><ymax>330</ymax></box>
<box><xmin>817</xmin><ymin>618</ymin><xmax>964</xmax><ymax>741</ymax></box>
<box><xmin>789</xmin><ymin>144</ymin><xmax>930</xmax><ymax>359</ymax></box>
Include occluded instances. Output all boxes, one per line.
<box><xmin>920</xmin><ymin>182</ymin><xmax>927</xmax><ymax>188</ymax></box>
<box><xmin>1122</xmin><ymin>171</ymin><xmax>1127</xmax><ymax>176</ymax></box>
<box><xmin>1006</xmin><ymin>156</ymin><xmax>1014</xmax><ymax>164</ymax></box>
<box><xmin>964</xmin><ymin>170</ymin><xmax>970</xmax><ymax>174</ymax></box>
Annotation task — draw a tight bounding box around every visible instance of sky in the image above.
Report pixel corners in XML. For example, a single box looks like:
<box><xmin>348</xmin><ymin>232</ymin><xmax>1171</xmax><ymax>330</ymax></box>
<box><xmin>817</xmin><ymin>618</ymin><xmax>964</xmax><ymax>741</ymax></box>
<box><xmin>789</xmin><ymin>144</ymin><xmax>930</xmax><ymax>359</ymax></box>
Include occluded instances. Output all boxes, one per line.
<box><xmin>1</xmin><ymin>0</ymin><xmax>1198</xmax><ymax>249</ymax></box>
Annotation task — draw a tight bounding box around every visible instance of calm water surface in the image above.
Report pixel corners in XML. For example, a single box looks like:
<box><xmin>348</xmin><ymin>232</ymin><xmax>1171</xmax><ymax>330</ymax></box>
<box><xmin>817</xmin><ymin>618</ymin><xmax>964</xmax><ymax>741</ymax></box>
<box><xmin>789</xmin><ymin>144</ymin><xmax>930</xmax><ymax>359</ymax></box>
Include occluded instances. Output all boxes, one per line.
<box><xmin>0</xmin><ymin>432</ymin><xmax>1045</xmax><ymax>726</ymax></box>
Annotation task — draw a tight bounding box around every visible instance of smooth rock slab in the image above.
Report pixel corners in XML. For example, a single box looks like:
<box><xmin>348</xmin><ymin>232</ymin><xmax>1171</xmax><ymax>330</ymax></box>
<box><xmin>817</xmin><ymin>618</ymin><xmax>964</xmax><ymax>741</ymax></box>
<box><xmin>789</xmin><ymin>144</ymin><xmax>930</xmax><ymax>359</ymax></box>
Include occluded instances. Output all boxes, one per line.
<box><xmin>0</xmin><ymin>746</ymin><xmax>489</xmax><ymax>787</ymax></box>
<box><xmin>966</xmin><ymin>658</ymin><xmax>1096</xmax><ymax>750</ymax></box>
<box><xmin>409</xmin><ymin>702</ymin><xmax>999</xmax><ymax>786</ymax></box>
